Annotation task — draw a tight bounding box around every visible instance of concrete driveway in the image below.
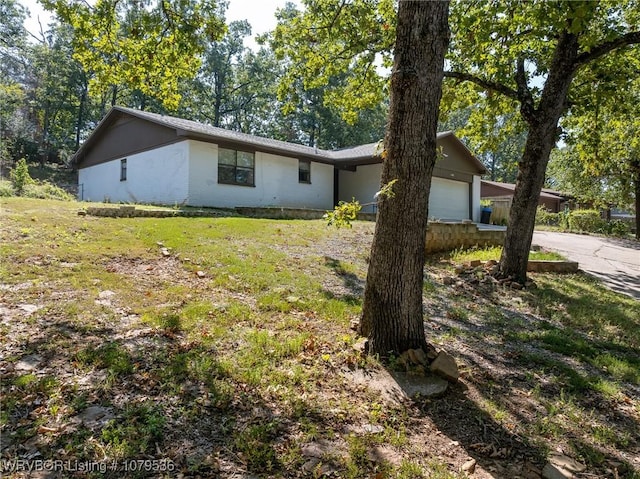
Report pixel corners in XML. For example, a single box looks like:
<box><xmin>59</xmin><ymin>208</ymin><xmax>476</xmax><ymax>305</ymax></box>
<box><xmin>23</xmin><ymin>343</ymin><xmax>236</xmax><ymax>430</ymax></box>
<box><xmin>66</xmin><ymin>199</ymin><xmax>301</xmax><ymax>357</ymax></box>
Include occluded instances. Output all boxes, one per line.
<box><xmin>531</xmin><ymin>231</ymin><xmax>640</xmax><ymax>299</ymax></box>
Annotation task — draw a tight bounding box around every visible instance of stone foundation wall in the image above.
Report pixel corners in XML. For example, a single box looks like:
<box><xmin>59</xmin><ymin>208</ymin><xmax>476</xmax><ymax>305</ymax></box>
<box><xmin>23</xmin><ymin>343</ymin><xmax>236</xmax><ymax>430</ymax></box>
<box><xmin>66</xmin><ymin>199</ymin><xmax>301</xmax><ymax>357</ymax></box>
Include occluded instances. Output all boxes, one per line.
<box><xmin>234</xmin><ymin>207</ymin><xmax>327</xmax><ymax>220</ymax></box>
<box><xmin>426</xmin><ymin>222</ymin><xmax>506</xmax><ymax>253</ymax></box>
<box><xmin>84</xmin><ymin>206</ymin><xmax>228</xmax><ymax>218</ymax></box>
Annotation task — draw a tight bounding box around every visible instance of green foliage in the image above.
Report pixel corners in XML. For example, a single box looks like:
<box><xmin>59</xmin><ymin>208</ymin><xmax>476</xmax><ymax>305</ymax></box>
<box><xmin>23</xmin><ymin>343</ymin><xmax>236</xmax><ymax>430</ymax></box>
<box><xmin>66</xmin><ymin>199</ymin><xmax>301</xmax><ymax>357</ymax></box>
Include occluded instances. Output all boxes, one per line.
<box><xmin>548</xmin><ymin>50</ymin><xmax>640</xmax><ymax>212</ymax></box>
<box><xmin>101</xmin><ymin>402</ymin><xmax>166</xmax><ymax>457</ymax></box>
<box><xmin>4</xmin><ymin>161</ymin><xmax>73</xmax><ymax>200</ymax></box>
<box><xmin>0</xmin><ymin>180</ymin><xmax>15</xmax><ymax>197</ymax></box>
<box><xmin>376</xmin><ymin>178</ymin><xmax>397</xmax><ymax>200</ymax></box>
<box><xmin>535</xmin><ymin>206</ymin><xmax>563</xmax><ymax>227</ymax></box>
<box><xmin>567</xmin><ymin>209</ymin><xmax>606</xmax><ymax>233</ymax></box>
<box><xmin>601</xmin><ymin>219</ymin><xmax>631</xmax><ymax>237</ymax></box>
<box><xmin>270</xmin><ymin>0</ymin><xmax>396</xmax><ymax>122</ymax></box>
<box><xmin>43</xmin><ymin>0</ymin><xmax>226</xmax><ymax>109</ymax></box>
<box><xmin>21</xmin><ymin>181</ymin><xmax>74</xmax><ymax>201</ymax></box>
<box><xmin>450</xmin><ymin>245</ymin><xmax>566</xmax><ymax>263</ymax></box>
<box><xmin>536</xmin><ymin>206</ymin><xmax>632</xmax><ymax>237</ymax></box>
<box><xmin>233</xmin><ymin>422</ymin><xmax>279</xmax><ymax>472</ymax></box>
<box><xmin>324</xmin><ymin>199</ymin><xmax>362</xmax><ymax>228</ymax></box>
<box><xmin>75</xmin><ymin>342</ymin><xmax>134</xmax><ymax>377</ymax></box>
<box><xmin>9</xmin><ymin>158</ymin><xmax>34</xmax><ymax>194</ymax></box>
<box><xmin>325</xmin><ymin>179</ymin><xmax>398</xmax><ymax>228</ymax></box>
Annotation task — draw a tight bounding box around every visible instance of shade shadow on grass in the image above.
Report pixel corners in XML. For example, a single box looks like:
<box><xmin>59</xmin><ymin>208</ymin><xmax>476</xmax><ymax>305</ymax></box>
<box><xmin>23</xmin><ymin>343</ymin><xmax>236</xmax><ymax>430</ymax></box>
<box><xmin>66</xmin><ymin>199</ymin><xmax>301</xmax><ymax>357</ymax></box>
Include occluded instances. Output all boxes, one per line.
<box><xmin>422</xmin><ymin>271</ymin><xmax>640</xmax><ymax>477</ymax></box>
<box><xmin>323</xmin><ymin>255</ymin><xmax>366</xmax><ymax>298</ymax></box>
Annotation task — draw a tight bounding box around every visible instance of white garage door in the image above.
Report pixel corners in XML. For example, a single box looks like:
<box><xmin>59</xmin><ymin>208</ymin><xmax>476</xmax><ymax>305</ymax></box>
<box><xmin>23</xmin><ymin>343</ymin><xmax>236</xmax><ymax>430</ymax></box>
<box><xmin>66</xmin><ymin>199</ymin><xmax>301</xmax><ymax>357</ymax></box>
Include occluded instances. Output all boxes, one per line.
<box><xmin>429</xmin><ymin>177</ymin><xmax>470</xmax><ymax>220</ymax></box>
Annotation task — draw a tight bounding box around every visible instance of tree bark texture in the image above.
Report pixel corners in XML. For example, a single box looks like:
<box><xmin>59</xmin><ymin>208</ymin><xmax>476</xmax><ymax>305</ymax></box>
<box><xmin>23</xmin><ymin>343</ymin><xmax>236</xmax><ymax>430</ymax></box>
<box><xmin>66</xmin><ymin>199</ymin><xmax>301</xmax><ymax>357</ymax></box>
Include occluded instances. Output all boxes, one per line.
<box><xmin>500</xmin><ymin>33</ymin><xmax>580</xmax><ymax>283</ymax></box>
<box><xmin>360</xmin><ymin>0</ymin><xmax>449</xmax><ymax>357</ymax></box>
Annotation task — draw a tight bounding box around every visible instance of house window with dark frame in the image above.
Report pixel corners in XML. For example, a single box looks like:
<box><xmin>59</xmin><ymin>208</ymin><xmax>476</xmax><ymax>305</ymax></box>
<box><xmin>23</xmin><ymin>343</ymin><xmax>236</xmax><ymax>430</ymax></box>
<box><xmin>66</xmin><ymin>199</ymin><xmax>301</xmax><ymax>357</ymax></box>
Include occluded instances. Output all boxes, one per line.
<box><xmin>298</xmin><ymin>160</ymin><xmax>311</xmax><ymax>184</ymax></box>
<box><xmin>218</xmin><ymin>148</ymin><xmax>255</xmax><ymax>186</ymax></box>
<box><xmin>120</xmin><ymin>159</ymin><xmax>127</xmax><ymax>181</ymax></box>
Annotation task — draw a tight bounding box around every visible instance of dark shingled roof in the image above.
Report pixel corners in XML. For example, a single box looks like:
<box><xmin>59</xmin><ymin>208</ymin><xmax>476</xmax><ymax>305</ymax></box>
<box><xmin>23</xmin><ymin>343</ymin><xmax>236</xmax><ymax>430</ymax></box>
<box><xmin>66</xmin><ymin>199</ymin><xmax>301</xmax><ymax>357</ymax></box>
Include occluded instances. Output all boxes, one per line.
<box><xmin>74</xmin><ymin>106</ymin><xmax>486</xmax><ymax>173</ymax></box>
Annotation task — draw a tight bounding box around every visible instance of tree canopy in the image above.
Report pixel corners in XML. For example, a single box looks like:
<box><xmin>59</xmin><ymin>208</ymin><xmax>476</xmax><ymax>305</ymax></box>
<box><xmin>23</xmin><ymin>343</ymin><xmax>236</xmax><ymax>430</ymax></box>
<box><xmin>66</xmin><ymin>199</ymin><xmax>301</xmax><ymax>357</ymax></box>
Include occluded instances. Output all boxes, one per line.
<box><xmin>41</xmin><ymin>0</ymin><xmax>227</xmax><ymax>109</ymax></box>
<box><xmin>272</xmin><ymin>0</ymin><xmax>640</xmax><ymax>283</ymax></box>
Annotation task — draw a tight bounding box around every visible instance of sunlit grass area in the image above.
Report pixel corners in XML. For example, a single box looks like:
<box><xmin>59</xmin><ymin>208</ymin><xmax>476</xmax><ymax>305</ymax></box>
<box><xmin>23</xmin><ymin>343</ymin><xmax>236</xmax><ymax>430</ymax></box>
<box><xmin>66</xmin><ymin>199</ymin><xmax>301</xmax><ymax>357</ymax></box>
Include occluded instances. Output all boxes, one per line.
<box><xmin>1</xmin><ymin>198</ymin><xmax>638</xmax><ymax>478</ymax></box>
<box><xmin>449</xmin><ymin>245</ymin><xmax>566</xmax><ymax>263</ymax></box>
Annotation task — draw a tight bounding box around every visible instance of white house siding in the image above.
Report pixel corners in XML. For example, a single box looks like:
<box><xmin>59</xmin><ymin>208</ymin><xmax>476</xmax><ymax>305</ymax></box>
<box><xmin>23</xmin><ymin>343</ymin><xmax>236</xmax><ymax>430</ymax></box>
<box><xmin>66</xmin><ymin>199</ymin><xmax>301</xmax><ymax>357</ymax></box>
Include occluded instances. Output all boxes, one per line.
<box><xmin>78</xmin><ymin>142</ymin><xmax>189</xmax><ymax>204</ymax></box>
<box><xmin>187</xmin><ymin>140</ymin><xmax>334</xmax><ymax>209</ymax></box>
<box><xmin>338</xmin><ymin>164</ymin><xmax>383</xmax><ymax>214</ymax></box>
<box><xmin>339</xmin><ymin>164</ymin><xmax>476</xmax><ymax>221</ymax></box>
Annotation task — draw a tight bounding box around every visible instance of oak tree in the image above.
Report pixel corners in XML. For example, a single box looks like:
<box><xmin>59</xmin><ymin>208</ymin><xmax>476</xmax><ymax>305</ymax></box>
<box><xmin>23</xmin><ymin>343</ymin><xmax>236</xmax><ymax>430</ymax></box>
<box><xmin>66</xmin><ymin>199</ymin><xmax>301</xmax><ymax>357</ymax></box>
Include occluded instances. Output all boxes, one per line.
<box><xmin>42</xmin><ymin>0</ymin><xmax>226</xmax><ymax>109</ymax></box>
<box><xmin>549</xmin><ymin>49</ymin><xmax>640</xmax><ymax>238</ymax></box>
<box><xmin>274</xmin><ymin>0</ymin><xmax>450</xmax><ymax>356</ymax></box>
<box><xmin>445</xmin><ymin>1</ymin><xmax>640</xmax><ymax>281</ymax></box>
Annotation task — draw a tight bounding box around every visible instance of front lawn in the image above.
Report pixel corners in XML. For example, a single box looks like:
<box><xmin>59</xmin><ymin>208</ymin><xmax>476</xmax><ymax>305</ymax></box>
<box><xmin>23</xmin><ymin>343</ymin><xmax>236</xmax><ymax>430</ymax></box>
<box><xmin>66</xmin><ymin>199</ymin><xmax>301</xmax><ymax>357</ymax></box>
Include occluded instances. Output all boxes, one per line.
<box><xmin>1</xmin><ymin>198</ymin><xmax>638</xmax><ymax>478</ymax></box>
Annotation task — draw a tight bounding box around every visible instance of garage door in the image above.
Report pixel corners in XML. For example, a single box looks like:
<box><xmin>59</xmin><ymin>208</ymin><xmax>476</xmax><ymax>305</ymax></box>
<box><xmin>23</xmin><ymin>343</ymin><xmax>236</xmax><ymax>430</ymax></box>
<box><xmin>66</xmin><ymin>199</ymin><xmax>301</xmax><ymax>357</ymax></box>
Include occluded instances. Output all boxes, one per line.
<box><xmin>429</xmin><ymin>177</ymin><xmax>470</xmax><ymax>220</ymax></box>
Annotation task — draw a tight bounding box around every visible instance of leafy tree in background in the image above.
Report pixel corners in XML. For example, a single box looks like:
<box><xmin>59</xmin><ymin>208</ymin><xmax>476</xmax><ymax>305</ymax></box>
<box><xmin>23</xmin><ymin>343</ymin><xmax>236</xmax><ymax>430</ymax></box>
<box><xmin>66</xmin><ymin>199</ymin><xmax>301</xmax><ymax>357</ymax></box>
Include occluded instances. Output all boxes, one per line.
<box><xmin>439</xmin><ymin>106</ymin><xmax>524</xmax><ymax>183</ymax></box>
<box><xmin>549</xmin><ymin>49</ymin><xmax>640</xmax><ymax>238</ymax></box>
<box><xmin>445</xmin><ymin>1</ymin><xmax>640</xmax><ymax>282</ymax></box>
<box><xmin>177</xmin><ymin>20</ymin><xmax>252</xmax><ymax>126</ymax></box>
<box><xmin>26</xmin><ymin>23</ymin><xmax>89</xmax><ymax>165</ymax></box>
<box><xmin>0</xmin><ymin>0</ymin><xmax>27</xmax><ymax>76</ymax></box>
<box><xmin>42</xmin><ymin>0</ymin><xmax>227</xmax><ymax>110</ymax></box>
<box><xmin>0</xmin><ymin>0</ymin><xmax>28</xmax><ymax>169</ymax></box>
<box><xmin>271</xmin><ymin>0</ymin><xmax>396</xmax><ymax>124</ymax></box>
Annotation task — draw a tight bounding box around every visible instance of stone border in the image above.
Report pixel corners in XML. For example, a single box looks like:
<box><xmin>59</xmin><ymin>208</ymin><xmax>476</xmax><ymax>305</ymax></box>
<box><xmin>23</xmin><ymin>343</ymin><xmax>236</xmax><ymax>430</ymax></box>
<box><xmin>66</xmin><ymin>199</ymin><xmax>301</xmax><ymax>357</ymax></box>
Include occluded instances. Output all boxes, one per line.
<box><xmin>426</xmin><ymin>222</ymin><xmax>506</xmax><ymax>253</ymax></box>
<box><xmin>527</xmin><ymin>260</ymin><xmax>579</xmax><ymax>273</ymax></box>
<box><xmin>81</xmin><ymin>205</ymin><xmax>231</xmax><ymax>218</ymax></box>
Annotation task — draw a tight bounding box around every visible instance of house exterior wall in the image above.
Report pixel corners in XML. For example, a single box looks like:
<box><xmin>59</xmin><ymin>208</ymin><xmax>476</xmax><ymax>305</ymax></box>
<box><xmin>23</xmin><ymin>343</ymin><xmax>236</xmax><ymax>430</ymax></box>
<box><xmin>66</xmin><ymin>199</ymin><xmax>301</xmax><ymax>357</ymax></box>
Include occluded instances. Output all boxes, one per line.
<box><xmin>472</xmin><ymin>175</ymin><xmax>481</xmax><ymax>222</ymax></box>
<box><xmin>481</xmin><ymin>181</ymin><xmax>562</xmax><ymax>213</ymax></box>
<box><xmin>187</xmin><ymin>140</ymin><xmax>334</xmax><ymax>209</ymax></box>
<box><xmin>78</xmin><ymin>142</ymin><xmax>190</xmax><ymax>204</ymax></box>
<box><xmin>338</xmin><ymin>164</ymin><xmax>382</xmax><ymax>213</ymax></box>
<box><xmin>540</xmin><ymin>196</ymin><xmax>561</xmax><ymax>213</ymax></box>
<box><xmin>339</xmin><ymin>164</ymin><xmax>481</xmax><ymax>221</ymax></box>
<box><xmin>481</xmin><ymin>182</ymin><xmax>511</xmax><ymax>198</ymax></box>
<box><xmin>79</xmin><ymin>114</ymin><xmax>179</xmax><ymax>168</ymax></box>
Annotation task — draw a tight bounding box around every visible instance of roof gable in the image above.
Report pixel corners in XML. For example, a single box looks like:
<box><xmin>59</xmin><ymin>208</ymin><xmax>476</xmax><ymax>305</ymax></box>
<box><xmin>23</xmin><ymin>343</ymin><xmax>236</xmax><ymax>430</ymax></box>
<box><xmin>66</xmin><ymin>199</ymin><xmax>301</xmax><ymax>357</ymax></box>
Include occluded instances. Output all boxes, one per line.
<box><xmin>74</xmin><ymin>106</ymin><xmax>486</xmax><ymax>175</ymax></box>
<box><xmin>76</xmin><ymin>110</ymin><xmax>180</xmax><ymax>168</ymax></box>
<box><xmin>481</xmin><ymin>180</ymin><xmax>567</xmax><ymax>200</ymax></box>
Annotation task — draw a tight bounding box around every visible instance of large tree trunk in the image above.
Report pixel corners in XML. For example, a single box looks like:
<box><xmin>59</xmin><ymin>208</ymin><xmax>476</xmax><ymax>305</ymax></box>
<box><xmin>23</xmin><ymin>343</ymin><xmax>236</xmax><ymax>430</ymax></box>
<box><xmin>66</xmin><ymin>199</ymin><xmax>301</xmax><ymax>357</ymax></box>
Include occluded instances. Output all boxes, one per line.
<box><xmin>500</xmin><ymin>33</ymin><xmax>580</xmax><ymax>283</ymax></box>
<box><xmin>360</xmin><ymin>0</ymin><xmax>449</xmax><ymax>357</ymax></box>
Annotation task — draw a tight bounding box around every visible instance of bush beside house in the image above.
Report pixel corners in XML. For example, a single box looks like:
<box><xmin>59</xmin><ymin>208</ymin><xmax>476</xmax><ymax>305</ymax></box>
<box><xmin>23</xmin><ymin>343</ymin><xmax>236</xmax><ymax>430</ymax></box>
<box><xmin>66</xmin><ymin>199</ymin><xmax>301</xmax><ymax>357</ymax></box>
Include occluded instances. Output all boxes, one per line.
<box><xmin>535</xmin><ymin>206</ymin><xmax>632</xmax><ymax>237</ymax></box>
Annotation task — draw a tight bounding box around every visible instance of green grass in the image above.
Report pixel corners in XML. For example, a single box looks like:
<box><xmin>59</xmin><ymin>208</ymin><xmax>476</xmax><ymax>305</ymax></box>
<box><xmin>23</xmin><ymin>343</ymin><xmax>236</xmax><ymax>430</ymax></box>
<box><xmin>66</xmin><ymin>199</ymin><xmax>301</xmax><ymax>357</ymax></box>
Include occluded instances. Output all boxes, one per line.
<box><xmin>450</xmin><ymin>245</ymin><xmax>565</xmax><ymax>263</ymax></box>
<box><xmin>101</xmin><ymin>402</ymin><xmax>166</xmax><ymax>458</ymax></box>
<box><xmin>1</xmin><ymin>197</ymin><xmax>638</xmax><ymax>479</ymax></box>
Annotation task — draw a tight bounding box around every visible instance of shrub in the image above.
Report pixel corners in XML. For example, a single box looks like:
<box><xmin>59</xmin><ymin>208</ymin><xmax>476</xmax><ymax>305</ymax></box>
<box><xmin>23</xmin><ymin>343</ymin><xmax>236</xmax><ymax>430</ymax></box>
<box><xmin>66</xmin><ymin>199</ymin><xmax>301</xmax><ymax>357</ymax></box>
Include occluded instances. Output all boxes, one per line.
<box><xmin>535</xmin><ymin>206</ymin><xmax>561</xmax><ymax>226</ymax></box>
<box><xmin>9</xmin><ymin>158</ymin><xmax>34</xmax><ymax>194</ymax></box>
<box><xmin>21</xmin><ymin>181</ymin><xmax>74</xmax><ymax>201</ymax></box>
<box><xmin>0</xmin><ymin>180</ymin><xmax>15</xmax><ymax>197</ymax></box>
<box><xmin>568</xmin><ymin>209</ymin><xmax>606</xmax><ymax>233</ymax></box>
<box><xmin>601</xmin><ymin>219</ymin><xmax>631</xmax><ymax>237</ymax></box>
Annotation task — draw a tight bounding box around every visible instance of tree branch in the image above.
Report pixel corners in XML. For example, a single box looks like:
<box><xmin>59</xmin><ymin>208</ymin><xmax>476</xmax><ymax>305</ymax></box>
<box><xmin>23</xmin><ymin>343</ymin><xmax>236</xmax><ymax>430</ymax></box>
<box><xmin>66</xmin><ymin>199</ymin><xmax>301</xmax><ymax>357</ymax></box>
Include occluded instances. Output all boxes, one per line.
<box><xmin>515</xmin><ymin>57</ymin><xmax>536</xmax><ymax>122</ymax></box>
<box><xmin>575</xmin><ymin>31</ymin><xmax>640</xmax><ymax>66</ymax></box>
<box><xmin>444</xmin><ymin>70</ymin><xmax>519</xmax><ymax>101</ymax></box>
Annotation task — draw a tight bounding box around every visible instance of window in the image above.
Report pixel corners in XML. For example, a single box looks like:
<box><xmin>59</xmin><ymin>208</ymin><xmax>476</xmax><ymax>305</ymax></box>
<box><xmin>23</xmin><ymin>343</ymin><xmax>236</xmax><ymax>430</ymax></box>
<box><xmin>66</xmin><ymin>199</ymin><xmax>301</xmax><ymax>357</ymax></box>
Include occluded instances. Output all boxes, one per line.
<box><xmin>120</xmin><ymin>159</ymin><xmax>127</xmax><ymax>181</ymax></box>
<box><xmin>218</xmin><ymin>148</ymin><xmax>255</xmax><ymax>186</ymax></box>
<box><xmin>298</xmin><ymin>160</ymin><xmax>311</xmax><ymax>183</ymax></box>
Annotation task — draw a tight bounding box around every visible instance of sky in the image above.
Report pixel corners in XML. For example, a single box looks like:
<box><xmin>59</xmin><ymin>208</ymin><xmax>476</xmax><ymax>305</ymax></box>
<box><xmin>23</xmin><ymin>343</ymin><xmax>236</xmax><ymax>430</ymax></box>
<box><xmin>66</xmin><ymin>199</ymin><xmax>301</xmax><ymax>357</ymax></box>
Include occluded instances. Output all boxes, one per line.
<box><xmin>21</xmin><ymin>0</ymin><xmax>300</xmax><ymax>49</ymax></box>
